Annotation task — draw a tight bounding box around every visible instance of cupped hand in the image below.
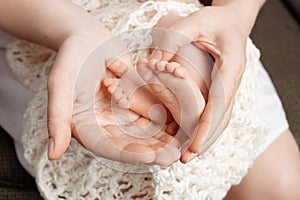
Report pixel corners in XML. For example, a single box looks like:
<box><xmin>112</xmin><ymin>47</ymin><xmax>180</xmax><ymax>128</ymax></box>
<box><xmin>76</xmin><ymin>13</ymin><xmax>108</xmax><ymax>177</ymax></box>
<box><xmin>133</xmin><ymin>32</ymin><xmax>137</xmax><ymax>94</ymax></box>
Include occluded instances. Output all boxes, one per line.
<box><xmin>47</xmin><ymin>22</ymin><xmax>180</xmax><ymax>165</ymax></box>
<box><xmin>150</xmin><ymin>6</ymin><xmax>249</xmax><ymax>162</ymax></box>
<box><xmin>72</xmin><ymin>69</ymin><xmax>181</xmax><ymax>165</ymax></box>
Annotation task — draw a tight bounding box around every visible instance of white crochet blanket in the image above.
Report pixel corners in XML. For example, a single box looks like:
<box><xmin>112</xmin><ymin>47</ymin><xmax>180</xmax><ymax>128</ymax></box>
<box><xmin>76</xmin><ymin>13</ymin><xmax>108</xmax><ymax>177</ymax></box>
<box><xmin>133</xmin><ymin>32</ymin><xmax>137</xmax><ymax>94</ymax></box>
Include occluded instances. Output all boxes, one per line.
<box><xmin>6</xmin><ymin>0</ymin><xmax>269</xmax><ymax>199</ymax></box>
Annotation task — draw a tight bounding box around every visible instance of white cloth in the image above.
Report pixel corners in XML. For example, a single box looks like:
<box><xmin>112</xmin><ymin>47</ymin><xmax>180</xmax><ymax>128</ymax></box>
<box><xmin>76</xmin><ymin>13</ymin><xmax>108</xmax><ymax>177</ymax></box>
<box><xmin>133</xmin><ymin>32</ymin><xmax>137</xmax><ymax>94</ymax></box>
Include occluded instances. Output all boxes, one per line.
<box><xmin>256</xmin><ymin>62</ymin><xmax>289</xmax><ymax>153</ymax></box>
<box><xmin>0</xmin><ymin>0</ymin><xmax>289</xmax><ymax>199</ymax></box>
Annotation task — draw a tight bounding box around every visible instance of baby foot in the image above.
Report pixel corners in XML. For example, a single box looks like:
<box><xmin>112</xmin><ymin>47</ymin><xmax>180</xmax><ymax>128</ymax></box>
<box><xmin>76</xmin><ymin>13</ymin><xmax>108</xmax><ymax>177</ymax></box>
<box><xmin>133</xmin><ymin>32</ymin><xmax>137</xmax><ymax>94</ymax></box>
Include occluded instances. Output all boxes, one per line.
<box><xmin>136</xmin><ymin>59</ymin><xmax>205</xmax><ymax>137</ymax></box>
<box><xmin>103</xmin><ymin>59</ymin><xmax>172</xmax><ymax>123</ymax></box>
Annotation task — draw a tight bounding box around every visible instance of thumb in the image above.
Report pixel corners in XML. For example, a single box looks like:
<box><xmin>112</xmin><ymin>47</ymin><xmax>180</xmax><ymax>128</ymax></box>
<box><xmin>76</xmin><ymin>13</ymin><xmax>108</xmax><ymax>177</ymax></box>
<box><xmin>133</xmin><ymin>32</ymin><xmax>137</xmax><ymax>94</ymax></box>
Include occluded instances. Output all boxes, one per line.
<box><xmin>149</xmin><ymin>12</ymin><xmax>203</xmax><ymax>61</ymax></box>
<box><xmin>47</xmin><ymin>67</ymin><xmax>73</xmax><ymax>160</ymax></box>
<box><xmin>150</xmin><ymin>26</ymin><xmax>193</xmax><ymax>61</ymax></box>
<box><xmin>150</xmin><ymin>47</ymin><xmax>175</xmax><ymax>61</ymax></box>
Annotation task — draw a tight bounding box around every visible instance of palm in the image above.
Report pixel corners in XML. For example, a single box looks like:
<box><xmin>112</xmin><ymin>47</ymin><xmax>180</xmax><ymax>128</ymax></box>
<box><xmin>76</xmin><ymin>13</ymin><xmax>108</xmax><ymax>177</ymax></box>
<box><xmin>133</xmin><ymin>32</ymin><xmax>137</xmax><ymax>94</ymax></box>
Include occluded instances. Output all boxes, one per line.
<box><xmin>49</xmin><ymin>28</ymin><xmax>180</xmax><ymax>165</ymax></box>
<box><xmin>149</xmin><ymin>7</ymin><xmax>247</xmax><ymax>162</ymax></box>
<box><xmin>72</xmin><ymin>68</ymin><xmax>181</xmax><ymax>166</ymax></box>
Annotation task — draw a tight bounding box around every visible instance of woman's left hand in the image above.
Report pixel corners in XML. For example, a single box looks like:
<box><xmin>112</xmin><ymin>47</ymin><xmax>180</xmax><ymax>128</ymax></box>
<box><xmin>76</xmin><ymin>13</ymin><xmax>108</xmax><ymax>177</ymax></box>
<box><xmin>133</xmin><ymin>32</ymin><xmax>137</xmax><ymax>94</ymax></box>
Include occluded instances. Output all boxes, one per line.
<box><xmin>150</xmin><ymin>2</ymin><xmax>262</xmax><ymax>162</ymax></box>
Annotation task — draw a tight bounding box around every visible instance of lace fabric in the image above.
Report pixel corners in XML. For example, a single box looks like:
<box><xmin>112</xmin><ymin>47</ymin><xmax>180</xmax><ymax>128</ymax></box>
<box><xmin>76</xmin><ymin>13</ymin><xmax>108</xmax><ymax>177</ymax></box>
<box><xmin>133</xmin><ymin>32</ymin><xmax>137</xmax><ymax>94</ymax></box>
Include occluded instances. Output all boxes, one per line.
<box><xmin>6</xmin><ymin>0</ymin><xmax>269</xmax><ymax>199</ymax></box>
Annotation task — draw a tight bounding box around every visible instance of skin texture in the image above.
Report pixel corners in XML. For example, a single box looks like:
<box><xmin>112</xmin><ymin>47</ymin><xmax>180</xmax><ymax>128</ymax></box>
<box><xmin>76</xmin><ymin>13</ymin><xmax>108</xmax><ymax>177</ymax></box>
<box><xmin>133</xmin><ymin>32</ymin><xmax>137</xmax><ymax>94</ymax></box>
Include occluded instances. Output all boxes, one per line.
<box><xmin>0</xmin><ymin>0</ymin><xmax>182</xmax><ymax>165</ymax></box>
<box><xmin>103</xmin><ymin>46</ymin><xmax>211</xmax><ymax>149</ymax></box>
<box><xmin>0</xmin><ymin>0</ymin><xmax>299</xmax><ymax>199</ymax></box>
<box><xmin>149</xmin><ymin>0</ymin><xmax>300</xmax><ymax>198</ymax></box>
<box><xmin>225</xmin><ymin>130</ymin><xmax>300</xmax><ymax>199</ymax></box>
<box><xmin>149</xmin><ymin>0</ymin><xmax>266</xmax><ymax>162</ymax></box>
<box><xmin>0</xmin><ymin>0</ymin><xmax>265</xmax><ymax>164</ymax></box>
<box><xmin>106</xmin><ymin>57</ymin><xmax>206</xmax><ymax>136</ymax></box>
<box><xmin>102</xmin><ymin>13</ymin><xmax>212</xmax><ymax>150</ymax></box>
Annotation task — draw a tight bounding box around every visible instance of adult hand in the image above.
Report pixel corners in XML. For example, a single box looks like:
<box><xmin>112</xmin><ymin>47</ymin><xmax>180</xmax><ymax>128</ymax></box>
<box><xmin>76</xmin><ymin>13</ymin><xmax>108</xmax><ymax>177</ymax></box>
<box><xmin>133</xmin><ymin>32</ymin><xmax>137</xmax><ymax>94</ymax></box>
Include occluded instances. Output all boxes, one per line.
<box><xmin>47</xmin><ymin>22</ymin><xmax>180</xmax><ymax>165</ymax></box>
<box><xmin>150</xmin><ymin>5</ymin><xmax>252</xmax><ymax>162</ymax></box>
<box><xmin>0</xmin><ymin>0</ymin><xmax>180</xmax><ymax>165</ymax></box>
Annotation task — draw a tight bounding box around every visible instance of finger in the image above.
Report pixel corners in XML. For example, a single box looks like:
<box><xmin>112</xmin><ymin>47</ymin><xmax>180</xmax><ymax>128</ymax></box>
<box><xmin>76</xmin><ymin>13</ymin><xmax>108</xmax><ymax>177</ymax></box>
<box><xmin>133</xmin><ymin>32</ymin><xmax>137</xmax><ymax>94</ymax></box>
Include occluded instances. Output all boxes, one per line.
<box><xmin>149</xmin><ymin>142</ymin><xmax>181</xmax><ymax>166</ymax></box>
<box><xmin>106</xmin><ymin>121</ymin><xmax>181</xmax><ymax>165</ymax></box>
<box><xmin>150</xmin><ymin>25</ymin><xmax>195</xmax><ymax>61</ymax></box>
<box><xmin>180</xmin><ymin>149</ymin><xmax>197</xmax><ymax>164</ymax></box>
<box><xmin>188</xmin><ymin>66</ymin><xmax>228</xmax><ymax>154</ymax></box>
<box><xmin>152</xmin><ymin>130</ymin><xmax>181</xmax><ymax>148</ymax></box>
<box><xmin>137</xmin><ymin>58</ymin><xmax>149</xmax><ymax>66</ymax></box>
<box><xmin>188</xmin><ymin>56</ymin><xmax>242</xmax><ymax>154</ymax></box>
<box><xmin>165</xmin><ymin>121</ymin><xmax>179</xmax><ymax>136</ymax></box>
<box><xmin>77</xmin><ymin>124</ymin><xmax>156</xmax><ymax>163</ymax></box>
<box><xmin>150</xmin><ymin>11</ymin><xmax>206</xmax><ymax>61</ymax></box>
<box><xmin>105</xmin><ymin>125</ymin><xmax>159</xmax><ymax>146</ymax></box>
<box><xmin>128</xmin><ymin>117</ymin><xmax>180</xmax><ymax>148</ymax></box>
<box><xmin>105</xmin><ymin>55</ymin><xmax>132</xmax><ymax>78</ymax></box>
<box><xmin>47</xmin><ymin>37</ymin><xmax>100</xmax><ymax>160</ymax></box>
<box><xmin>132</xmin><ymin>118</ymin><xmax>181</xmax><ymax>165</ymax></box>
<box><xmin>47</xmin><ymin>38</ymin><xmax>97</xmax><ymax>160</ymax></box>
<box><xmin>103</xmin><ymin>36</ymin><xmax>133</xmax><ymax>77</ymax></box>
<box><xmin>47</xmin><ymin>66</ymin><xmax>73</xmax><ymax>160</ymax></box>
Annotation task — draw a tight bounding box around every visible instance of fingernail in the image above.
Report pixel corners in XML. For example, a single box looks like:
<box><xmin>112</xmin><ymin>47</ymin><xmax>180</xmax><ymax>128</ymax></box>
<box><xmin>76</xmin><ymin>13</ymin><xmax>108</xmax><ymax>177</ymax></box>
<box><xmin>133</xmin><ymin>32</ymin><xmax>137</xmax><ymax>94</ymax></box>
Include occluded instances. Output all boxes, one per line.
<box><xmin>151</xmin><ymin>49</ymin><xmax>162</xmax><ymax>60</ymax></box>
<box><xmin>105</xmin><ymin>57</ymin><xmax>114</xmax><ymax>66</ymax></box>
<box><xmin>186</xmin><ymin>153</ymin><xmax>196</xmax><ymax>163</ymax></box>
<box><xmin>48</xmin><ymin>137</ymin><xmax>54</xmax><ymax>158</ymax></box>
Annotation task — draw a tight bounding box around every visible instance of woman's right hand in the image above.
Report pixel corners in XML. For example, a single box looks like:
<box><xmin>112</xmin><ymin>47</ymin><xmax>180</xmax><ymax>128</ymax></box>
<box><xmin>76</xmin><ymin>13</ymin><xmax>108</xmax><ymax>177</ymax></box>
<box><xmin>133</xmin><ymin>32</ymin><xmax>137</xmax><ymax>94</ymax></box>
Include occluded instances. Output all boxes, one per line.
<box><xmin>47</xmin><ymin>21</ymin><xmax>181</xmax><ymax>165</ymax></box>
<box><xmin>0</xmin><ymin>0</ymin><xmax>180</xmax><ymax>165</ymax></box>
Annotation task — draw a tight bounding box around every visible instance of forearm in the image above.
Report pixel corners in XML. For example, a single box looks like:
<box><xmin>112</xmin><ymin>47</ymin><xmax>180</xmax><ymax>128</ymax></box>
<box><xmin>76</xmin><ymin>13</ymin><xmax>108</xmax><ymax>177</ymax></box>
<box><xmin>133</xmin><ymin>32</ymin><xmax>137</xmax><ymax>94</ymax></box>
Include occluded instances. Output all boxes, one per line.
<box><xmin>211</xmin><ymin>0</ymin><xmax>266</xmax><ymax>35</ymax></box>
<box><xmin>0</xmin><ymin>0</ymin><xmax>103</xmax><ymax>50</ymax></box>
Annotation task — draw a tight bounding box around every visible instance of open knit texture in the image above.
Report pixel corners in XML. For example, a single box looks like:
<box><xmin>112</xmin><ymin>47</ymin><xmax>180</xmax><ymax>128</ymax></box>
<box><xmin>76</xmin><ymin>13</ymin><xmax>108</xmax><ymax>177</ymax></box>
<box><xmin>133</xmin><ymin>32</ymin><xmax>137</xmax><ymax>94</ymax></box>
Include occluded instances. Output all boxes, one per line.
<box><xmin>6</xmin><ymin>0</ymin><xmax>269</xmax><ymax>199</ymax></box>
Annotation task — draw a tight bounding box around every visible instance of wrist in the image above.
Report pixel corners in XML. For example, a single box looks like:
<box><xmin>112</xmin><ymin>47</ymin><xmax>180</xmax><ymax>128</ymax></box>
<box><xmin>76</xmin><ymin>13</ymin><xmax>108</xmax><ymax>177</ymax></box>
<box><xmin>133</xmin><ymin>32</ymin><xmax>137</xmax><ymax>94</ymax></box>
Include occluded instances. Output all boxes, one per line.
<box><xmin>212</xmin><ymin>0</ymin><xmax>265</xmax><ymax>36</ymax></box>
<box><xmin>65</xmin><ymin>18</ymin><xmax>112</xmax><ymax>44</ymax></box>
<box><xmin>0</xmin><ymin>0</ymin><xmax>111</xmax><ymax>51</ymax></box>
<box><xmin>53</xmin><ymin>12</ymin><xmax>112</xmax><ymax>50</ymax></box>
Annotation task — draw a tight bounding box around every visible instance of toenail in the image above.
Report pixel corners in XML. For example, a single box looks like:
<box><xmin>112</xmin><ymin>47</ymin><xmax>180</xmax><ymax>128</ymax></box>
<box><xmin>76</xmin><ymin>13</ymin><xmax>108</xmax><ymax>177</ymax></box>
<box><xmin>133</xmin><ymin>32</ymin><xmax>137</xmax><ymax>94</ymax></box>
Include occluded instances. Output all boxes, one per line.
<box><xmin>103</xmin><ymin>79</ymin><xmax>109</xmax><ymax>86</ymax></box>
<box><xmin>170</xmin><ymin>62</ymin><xmax>180</xmax><ymax>68</ymax></box>
<box><xmin>174</xmin><ymin>68</ymin><xmax>185</xmax><ymax>78</ymax></box>
<box><xmin>156</xmin><ymin>63</ymin><xmax>165</xmax><ymax>71</ymax></box>
<box><xmin>149</xmin><ymin>59</ymin><xmax>158</xmax><ymax>63</ymax></box>
<box><xmin>105</xmin><ymin>58</ymin><xmax>114</xmax><ymax>66</ymax></box>
<box><xmin>186</xmin><ymin>152</ymin><xmax>198</xmax><ymax>163</ymax></box>
<box><xmin>108</xmin><ymin>86</ymin><xmax>115</xmax><ymax>93</ymax></box>
<box><xmin>151</xmin><ymin>49</ymin><xmax>162</xmax><ymax>60</ymax></box>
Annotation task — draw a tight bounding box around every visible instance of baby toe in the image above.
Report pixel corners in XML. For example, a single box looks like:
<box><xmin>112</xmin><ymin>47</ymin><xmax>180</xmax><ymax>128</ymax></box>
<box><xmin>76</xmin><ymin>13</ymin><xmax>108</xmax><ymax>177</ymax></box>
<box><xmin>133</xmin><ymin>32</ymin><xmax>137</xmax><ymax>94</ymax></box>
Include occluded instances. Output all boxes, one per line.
<box><xmin>113</xmin><ymin>87</ymin><xmax>123</xmax><ymax>101</ymax></box>
<box><xmin>174</xmin><ymin>67</ymin><xmax>186</xmax><ymax>78</ymax></box>
<box><xmin>137</xmin><ymin>58</ymin><xmax>148</xmax><ymax>67</ymax></box>
<box><xmin>156</xmin><ymin>61</ymin><xmax>168</xmax><ymax>71</ymax></box>
<box><xmin>118</xmin><ymin>97</ymin><xmax>130</xmax><ymax>109</ymax></box>
<box><xmin>148</xmin><ymin>59</ymin><xmax>158</xmax><ymax>70</ymax></box>
<box><xmin>106</xmin><ymin>58</ymin><xmax>129</xmax><ymax>77</ymax></box>
<box><xmin>166</xmin><ymin>62</ymin><xmax>177</xmax><ymax>73</ymax></box>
